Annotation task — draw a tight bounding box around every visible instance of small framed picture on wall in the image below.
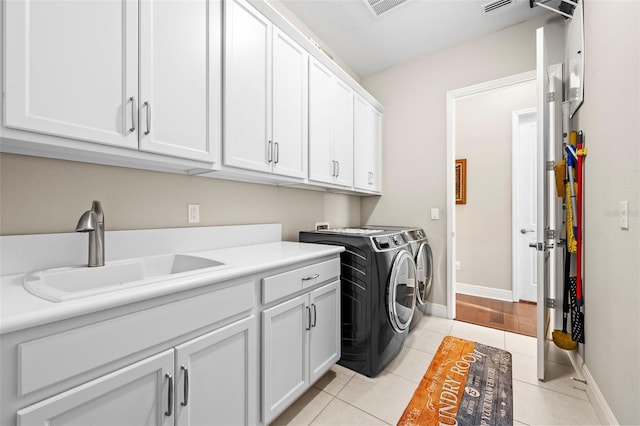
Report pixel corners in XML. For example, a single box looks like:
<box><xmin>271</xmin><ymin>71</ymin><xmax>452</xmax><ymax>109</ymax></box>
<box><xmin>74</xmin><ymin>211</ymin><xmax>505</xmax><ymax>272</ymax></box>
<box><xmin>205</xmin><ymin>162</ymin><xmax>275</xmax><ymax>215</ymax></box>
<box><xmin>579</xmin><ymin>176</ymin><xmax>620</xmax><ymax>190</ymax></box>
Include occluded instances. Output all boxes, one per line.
<box><xmin>455</xmin><ymin>159</ymin><xmax>467</xmax><ymax>205</ymax></box>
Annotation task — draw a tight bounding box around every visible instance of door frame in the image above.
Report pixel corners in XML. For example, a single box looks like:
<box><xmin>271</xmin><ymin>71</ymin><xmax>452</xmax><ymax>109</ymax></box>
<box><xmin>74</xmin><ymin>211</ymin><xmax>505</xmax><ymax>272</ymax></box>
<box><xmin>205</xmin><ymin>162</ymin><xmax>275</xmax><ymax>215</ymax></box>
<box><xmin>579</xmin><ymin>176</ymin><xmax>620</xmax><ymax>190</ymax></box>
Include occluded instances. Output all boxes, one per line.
<box><xmin>445</xmin><ymin>70</ymin><xmax>535</xmax><ymax>319</ymax></box>
<box><xmin>512</xmin><ymin>107</ymin><xmax>538</xmax><ymax>302</ymax></box>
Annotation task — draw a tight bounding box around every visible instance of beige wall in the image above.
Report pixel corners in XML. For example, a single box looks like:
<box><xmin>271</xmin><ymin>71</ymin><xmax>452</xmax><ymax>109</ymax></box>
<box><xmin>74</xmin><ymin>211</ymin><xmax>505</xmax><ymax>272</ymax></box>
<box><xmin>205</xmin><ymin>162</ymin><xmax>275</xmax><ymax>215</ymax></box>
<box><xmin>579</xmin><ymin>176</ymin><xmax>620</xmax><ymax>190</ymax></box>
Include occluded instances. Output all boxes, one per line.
<box><xmin>360</xmin><ymin>14</ymin><xmax>561</xmax><ymax>306</ymax></box>
<box><xmin>0</xmin><ymin>153</ymin><xmax>361</xmax><ymax>241</ymax></box>
<box><xmin>574</xmin><ymin>1</ymin><xmax>640</xmax><ymax>423</ymax></box>
<box><xmin>456</xmin><ymin>81</ymin><xmax>536</xmax><ymax>291</ymax></box>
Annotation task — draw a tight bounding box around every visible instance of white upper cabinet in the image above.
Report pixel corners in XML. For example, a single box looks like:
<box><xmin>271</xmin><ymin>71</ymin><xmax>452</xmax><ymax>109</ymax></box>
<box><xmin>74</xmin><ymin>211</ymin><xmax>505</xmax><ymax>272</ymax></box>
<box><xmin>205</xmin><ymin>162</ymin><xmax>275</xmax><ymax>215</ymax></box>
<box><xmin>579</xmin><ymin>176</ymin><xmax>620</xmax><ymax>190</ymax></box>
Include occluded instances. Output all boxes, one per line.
<box><xmin>138</xmin><ymin>0</ymin><xmax>220</xmax><ymax>162</ymax></box>
<box><xmin>4</xmin><ymin>0</ymin><xmax>220</xmax><ymax>164</ymax></box>
<box><xmin>224</xmin><ymin>0</ymin><xmax>308</xmax><ymax>179</ymax></box>
<box><xmin>4</xmin><ymin>0</ymin><xmax>139</xmax><ymax>149</ymax></box>
<box><xmin>308</xmin><ymin>58</ymin><xmax>354</xmax><ymax>188</ymax></box>
<box><xmin>354</xmin><ymin>95</ymin><xmax>382</xmax><ymax>193</ymax></box>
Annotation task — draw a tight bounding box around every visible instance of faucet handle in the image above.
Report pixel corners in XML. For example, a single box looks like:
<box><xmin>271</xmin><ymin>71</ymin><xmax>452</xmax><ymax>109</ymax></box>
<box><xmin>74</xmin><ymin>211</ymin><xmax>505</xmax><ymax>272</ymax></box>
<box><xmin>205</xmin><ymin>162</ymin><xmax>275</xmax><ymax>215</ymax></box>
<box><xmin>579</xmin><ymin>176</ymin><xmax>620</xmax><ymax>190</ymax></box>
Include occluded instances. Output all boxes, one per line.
<box><xmin>75</xmin><ymin>210</ymin><xmax>98</xmax><ymax>232</ymax></box>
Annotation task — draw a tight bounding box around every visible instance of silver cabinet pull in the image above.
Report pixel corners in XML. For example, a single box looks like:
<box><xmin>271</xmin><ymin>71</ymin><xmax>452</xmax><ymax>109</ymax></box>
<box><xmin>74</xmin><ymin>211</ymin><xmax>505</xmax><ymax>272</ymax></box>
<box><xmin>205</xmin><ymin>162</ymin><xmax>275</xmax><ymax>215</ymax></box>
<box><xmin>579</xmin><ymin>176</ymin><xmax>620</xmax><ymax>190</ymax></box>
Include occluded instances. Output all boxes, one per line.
<box><xmin>267</xmin><ymin>141</ymin><xmax>273</xmax><ymax>163</ymax></box>
<box><xmin>144</xmin><ymin>101</ymin><xmax>151</xmax><ymax>135</ymax></box>
<box><xmin>129</xmin><ymin>96</ymin><xmax>137</xmax><ymax>133</ymax></box>
<box><xmin>336</xmin><ymin>161</ymin><xmax>340</xmax><ymax>177</ymax></box>
<box><xmin>311</xmin><ymin>303</ymin><xmax>317</xmax><ymax>328</ymax></box>
<box><xmin>331</xmin><ymin>160</ymin><xmax>336</xmax><ymax>177</ymax></box>
<box><xmin>180</xmin><ymin>365</ymin><xmax>189</xmax><ymax>407</ymax></box>
<box><xmin>165</xmin><ymin>373</ymin><xmax>173</xmax><ymax>417</ymax></box>
<box><xmin>302</xmin><ymin>274</ymin><xmax>319</xmax><ymax>281</ymax></box>
<box><xmin>305</xmin><ymin>306</ymin><xmax>311</xmax><ymax>331</ymax></box>
<box><xmin>520</xmin><ymin>228</ymin><xmax>535</xmax><ymax>234</ymax></box>
<box><xmin>274</xmin><ymin>142</ymin><xmax>280</xmax><ymax>164</ymax></box>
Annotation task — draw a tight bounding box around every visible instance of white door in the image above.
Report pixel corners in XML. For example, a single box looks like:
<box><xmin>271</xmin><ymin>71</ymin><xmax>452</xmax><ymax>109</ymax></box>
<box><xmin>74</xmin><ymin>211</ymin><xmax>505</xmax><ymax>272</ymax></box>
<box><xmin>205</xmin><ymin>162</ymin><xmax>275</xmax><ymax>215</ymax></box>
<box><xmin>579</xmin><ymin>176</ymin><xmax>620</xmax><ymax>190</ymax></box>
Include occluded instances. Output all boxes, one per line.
<box><xmin>174</xmin><ymin>316</ymin><xmax>257</xmax><ymax>426</ymax></box>
<box><xmin>271</xmin><ymin>27</ymin><xmax>308</xmax><ymax>179</ymax></box>
<box><xmin>308</xmin><ymin>58</ymin><xmax>335</xmax><ymax>184</ymax></box>
<box><xmin>332</xmin><ymin>80</ymin><xmax>355</xmax><ymax>188</ymax></box>
<box><xmin>139</xmin><ymin>0</ymin><xmax>219</xmax><ymax>162</ymax></box>
<box><xmin>514</xmin><ymin>109</ymin><xmax>538</xmax><ymax>302</ymax></box>
<box><xmin>262</xmin><ymin>295</ymin><xmax>308</xmax><ymax>424</ymax></box>
<box><xmin>223</xmin><ymin>0</ymin><xmax>272</xmax><ymax>173</ymax></box>
<box><xmin>309</xmin><ymin>281</ymin><xmax>341</xmax><ymax>383</ymax></box>
<box><xmin>535</xmin><ymin>27</ymin><xmax>562</xmax><ymax>381</ymax></box>
<box><xmin>17</xmin><ymin>350</ymin><xmax>174</xmax><ymax>426</ymax></box>
<box><xmin>4</xmin><ymin>0</ymin><xmax>138</xmax><ymax>149</ymax></box>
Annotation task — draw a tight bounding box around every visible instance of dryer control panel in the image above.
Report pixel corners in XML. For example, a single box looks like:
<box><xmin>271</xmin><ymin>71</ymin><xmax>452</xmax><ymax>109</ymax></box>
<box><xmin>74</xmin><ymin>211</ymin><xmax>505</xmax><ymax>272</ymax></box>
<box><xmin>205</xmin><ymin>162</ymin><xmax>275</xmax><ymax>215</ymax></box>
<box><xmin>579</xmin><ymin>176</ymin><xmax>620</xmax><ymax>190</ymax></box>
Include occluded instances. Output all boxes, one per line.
<box><xmin>372</xmin><ymin>234</ymin><xmax>406</xmax><ymax>251</ymax></box>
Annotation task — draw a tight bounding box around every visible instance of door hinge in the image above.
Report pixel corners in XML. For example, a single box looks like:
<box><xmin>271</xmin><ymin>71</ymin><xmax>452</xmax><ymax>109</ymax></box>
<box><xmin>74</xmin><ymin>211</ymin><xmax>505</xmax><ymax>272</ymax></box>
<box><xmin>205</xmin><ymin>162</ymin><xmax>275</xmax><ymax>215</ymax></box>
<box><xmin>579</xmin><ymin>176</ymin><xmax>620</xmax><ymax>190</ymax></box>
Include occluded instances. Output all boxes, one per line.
<box><xmin>546</xmin><ymin>161</ymin><xmax>555</xmax><ymax>171</ymax></box>
<box><xmin>545</xmin><ymin>297</ymin><xmax>556</xmax><ymax>308</ymax></box>
<box><xmin>547</xmin><ymin>91</ymin><xmax>556</xmax><ymax>102</ymax></box>
<box><xmin>545</xmin><ymin>228</ymin><xmax>556</xmax><ymax>240</ymax></box>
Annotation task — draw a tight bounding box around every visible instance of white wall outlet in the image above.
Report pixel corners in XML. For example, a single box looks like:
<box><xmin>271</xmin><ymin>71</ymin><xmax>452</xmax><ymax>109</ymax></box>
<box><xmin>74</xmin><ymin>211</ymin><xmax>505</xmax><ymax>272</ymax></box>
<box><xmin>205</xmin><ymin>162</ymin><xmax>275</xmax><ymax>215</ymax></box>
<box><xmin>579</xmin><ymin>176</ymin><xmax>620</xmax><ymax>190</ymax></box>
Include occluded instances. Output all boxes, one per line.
<box><xmin>188</xmin><ymin>204</ymin><xmax>200</xmax><ymax>224</ymax></box>
<box><xmin>431</xmin><ymin>208</ymin><xmax>440</xmax><ymax>220</ymax></box>
<box><xmin>456</xmin><ymin>261</ymin><xmax>461</xmax><ymax>271</ymax></box>
<box><xmin>315</xmin><ymin>222</ymin><xmax>329</xmax><ymax>231</ymax></box>
<box><xmin>619</xmin><ymin>201</ymin><xmax>629</xmax><ymax>229</ymax></box>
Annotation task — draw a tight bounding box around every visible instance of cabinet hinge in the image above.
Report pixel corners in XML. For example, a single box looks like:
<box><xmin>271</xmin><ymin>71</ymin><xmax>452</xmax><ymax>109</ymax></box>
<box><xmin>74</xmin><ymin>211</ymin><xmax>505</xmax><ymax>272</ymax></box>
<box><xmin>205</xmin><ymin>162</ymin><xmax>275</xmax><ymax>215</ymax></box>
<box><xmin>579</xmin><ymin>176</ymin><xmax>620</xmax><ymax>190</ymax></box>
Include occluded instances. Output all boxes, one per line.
<box><xmin>545</xmin><ymin>297</ymin><xmax>556</xmax><ymax>308</ymax></box>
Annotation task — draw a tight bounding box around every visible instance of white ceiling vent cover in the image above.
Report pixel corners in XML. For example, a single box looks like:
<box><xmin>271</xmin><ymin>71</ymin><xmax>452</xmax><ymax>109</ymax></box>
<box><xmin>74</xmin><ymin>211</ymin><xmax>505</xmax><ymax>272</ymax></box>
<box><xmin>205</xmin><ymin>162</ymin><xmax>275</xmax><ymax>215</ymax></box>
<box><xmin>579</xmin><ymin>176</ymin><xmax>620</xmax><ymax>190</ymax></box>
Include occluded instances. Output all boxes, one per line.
<box><xmin>363</xmin><ymin>0</ymin><xmax>409</xmax><ymax>17</ymax></box>
<box><xmin>482</xmin><ymin>0</ymin><xmax>515</xmax><ymax>14</ymax></box>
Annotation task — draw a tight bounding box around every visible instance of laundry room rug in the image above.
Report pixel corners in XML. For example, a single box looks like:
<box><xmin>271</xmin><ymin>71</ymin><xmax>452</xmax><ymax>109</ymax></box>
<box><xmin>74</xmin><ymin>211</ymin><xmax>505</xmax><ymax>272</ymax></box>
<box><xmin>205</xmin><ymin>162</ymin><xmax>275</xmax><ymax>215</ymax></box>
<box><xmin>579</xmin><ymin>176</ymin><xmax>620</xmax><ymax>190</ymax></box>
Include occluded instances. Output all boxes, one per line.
<box><xmin>398</xmin><ymin>336</ymin><xmax>513</xmax><ymax>426</ymax></box>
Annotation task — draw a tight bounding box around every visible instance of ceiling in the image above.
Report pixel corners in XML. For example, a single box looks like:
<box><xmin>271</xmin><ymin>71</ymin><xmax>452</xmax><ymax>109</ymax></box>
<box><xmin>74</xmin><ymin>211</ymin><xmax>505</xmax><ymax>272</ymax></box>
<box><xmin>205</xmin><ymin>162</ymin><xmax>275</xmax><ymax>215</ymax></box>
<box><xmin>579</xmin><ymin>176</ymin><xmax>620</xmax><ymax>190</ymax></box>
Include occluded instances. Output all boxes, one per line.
<box><xmin>280</xmin><ymin>0</ymin><xmax>553</xmax><ymax>77</ymax></box>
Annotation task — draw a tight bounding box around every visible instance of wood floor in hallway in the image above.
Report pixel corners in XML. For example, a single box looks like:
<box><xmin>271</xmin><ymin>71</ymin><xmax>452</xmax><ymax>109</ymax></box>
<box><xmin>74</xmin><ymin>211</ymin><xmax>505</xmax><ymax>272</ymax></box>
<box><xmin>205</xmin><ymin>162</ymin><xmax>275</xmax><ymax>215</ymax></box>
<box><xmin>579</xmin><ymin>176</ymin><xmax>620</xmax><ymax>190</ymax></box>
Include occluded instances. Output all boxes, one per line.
<box><xmin>455</xmin><ymin>293</ymin><xmax>536</xmax><ymax>337</ymax></box>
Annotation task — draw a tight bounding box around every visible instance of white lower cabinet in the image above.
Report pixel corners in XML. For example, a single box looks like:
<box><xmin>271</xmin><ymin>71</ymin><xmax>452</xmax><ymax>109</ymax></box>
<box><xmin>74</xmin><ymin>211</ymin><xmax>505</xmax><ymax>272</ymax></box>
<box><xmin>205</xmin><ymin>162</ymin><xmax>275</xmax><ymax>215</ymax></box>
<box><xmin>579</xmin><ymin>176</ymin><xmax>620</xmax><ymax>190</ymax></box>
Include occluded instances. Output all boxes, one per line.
<box><xmin>17</xmin><ymin>350</ymin><xmax>175</xmax><ymax>426</ymax></box>
<box><xmin>16</xmin><ymin>314</ymin><xmax>257</xmax><ymax>426</ymax></box>
<box><xmin>174</xmin><ymin>316</ymin><xmax>256</xmax><ymax>426</ymax></box>
<box><xmin>262</xmin><ymin>280</ymin><xmax>340</xmax><ymax>424</ymax></box>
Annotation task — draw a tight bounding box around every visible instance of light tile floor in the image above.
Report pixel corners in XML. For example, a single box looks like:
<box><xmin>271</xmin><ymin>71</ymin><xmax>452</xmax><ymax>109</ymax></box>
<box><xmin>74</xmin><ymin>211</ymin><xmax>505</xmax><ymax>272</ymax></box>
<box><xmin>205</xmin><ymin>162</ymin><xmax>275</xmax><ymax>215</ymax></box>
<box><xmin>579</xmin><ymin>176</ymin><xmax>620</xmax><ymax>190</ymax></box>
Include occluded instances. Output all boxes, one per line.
<box><xmin>271</xmin><ymin>316</ymin><xmax>602</xmax><ymax>426</ymax></box>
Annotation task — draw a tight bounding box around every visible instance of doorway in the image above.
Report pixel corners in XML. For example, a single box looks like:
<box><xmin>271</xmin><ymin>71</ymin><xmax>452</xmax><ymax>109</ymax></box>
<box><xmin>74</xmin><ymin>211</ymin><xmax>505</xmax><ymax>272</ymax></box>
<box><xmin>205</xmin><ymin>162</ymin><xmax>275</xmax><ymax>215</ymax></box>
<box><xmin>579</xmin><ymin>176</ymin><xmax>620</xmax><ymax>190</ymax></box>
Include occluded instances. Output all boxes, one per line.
<box><xmin>446</xmin><ymin>71</ymin><xmax>537</xmax><ymax>333</ymax></box>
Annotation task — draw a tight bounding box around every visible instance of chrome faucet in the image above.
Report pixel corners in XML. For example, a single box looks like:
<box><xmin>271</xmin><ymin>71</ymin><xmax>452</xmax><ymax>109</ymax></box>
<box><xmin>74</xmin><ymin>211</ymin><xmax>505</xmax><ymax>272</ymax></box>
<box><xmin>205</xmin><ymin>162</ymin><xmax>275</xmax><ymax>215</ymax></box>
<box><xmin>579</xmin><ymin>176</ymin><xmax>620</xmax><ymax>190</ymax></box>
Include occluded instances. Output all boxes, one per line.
<box><xmin>75</xmin><ymin>200</ymin><xmax>105</xmax><ymax>267</ymax></box>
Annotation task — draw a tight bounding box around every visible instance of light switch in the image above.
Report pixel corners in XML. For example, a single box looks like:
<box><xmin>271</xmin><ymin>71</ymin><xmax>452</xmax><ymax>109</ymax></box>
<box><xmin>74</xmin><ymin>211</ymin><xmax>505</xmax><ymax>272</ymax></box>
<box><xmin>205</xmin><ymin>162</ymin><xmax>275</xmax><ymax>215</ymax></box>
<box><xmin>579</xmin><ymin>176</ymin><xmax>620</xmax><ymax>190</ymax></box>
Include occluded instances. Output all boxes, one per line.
<box><xmin>431</xmin><ymin>208</ymin><xmax>440</xmax><ymax>220</ymax></box>
<box><xmin>619</xmin><ymin>201</ymin><xmax>629</xmax><ymax>229</ymax></box>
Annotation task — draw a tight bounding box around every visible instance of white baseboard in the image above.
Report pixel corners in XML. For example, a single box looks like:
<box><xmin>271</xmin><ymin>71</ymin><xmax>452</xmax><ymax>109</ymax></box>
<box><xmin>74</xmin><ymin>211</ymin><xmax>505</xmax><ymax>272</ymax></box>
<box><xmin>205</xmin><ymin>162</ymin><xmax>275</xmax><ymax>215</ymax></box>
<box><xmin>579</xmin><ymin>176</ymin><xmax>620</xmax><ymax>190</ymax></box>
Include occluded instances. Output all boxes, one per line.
<box><xmin>582</xmin><ymin>364</ymin><xmax>620</xmax><ymax>425</ymax></box>
<box><xmin>426</xmin><ymin>302</ymin><xmax>448</xmax><ymax>318</ymax></box>
<box><xmin>456</xmin><ymin>282</ymin><xmax>514</xmax><ymax>302</ymax></box>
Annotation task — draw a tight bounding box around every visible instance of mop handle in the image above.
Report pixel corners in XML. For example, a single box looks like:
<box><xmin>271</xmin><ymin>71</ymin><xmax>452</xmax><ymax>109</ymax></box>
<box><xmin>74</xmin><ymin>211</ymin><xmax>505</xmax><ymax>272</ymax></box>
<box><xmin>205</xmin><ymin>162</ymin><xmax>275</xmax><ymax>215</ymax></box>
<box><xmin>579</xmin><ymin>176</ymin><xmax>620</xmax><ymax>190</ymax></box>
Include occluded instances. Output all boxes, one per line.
<box><xmin>576</xmin><ymin>131</ymin><xmax>584</xmax><ymax>306</ymax></box>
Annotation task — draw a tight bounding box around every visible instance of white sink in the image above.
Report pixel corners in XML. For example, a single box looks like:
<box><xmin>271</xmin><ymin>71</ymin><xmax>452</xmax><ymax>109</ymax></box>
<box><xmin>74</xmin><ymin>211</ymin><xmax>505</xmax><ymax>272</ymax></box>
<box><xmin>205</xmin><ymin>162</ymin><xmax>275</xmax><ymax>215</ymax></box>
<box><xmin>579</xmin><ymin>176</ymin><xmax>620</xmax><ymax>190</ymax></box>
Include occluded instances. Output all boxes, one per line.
<box><xmin>23</xmin><ymin>254</ymin><xmax>229</xmax><ymax>302</ymax></box>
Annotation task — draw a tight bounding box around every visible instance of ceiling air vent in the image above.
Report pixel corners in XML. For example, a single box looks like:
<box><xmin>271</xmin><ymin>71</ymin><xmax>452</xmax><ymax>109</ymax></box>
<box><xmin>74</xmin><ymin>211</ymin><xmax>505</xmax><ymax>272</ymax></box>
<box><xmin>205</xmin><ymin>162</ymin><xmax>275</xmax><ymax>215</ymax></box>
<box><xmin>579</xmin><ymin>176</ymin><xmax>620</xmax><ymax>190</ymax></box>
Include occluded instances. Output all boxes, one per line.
<box><xmin>363</xmin><ymin>0</ymin><xmax>409</xmax><ymax>18</ymax></box>
<box><xmin>482</xmin><ymin>0</ymin><xmax>515</xmax><ymax>13</ymax></box>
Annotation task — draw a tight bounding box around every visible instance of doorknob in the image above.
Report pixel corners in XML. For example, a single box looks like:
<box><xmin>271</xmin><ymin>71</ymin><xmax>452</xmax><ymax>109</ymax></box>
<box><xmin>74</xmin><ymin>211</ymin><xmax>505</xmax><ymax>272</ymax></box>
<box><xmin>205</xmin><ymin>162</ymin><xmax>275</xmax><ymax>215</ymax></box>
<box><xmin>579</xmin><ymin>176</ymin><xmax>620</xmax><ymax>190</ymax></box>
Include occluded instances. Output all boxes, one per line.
<box><xmin>520</xmin><ymin>228</ymin><xmax>535</xmax><ymax>234</ymax></box>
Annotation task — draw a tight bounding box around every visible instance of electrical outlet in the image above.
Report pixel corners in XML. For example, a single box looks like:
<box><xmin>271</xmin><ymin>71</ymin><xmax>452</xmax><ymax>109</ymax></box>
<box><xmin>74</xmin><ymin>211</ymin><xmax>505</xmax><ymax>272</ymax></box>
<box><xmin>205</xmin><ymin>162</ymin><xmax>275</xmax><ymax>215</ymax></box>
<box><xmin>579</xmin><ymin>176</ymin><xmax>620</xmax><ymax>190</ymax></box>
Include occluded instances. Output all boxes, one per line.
<box><xmin>188</xmin><ymin>204</ymin><xmax>200</xmax><ymax>224</ymax></box>
<box><xmin>620</xmin><ymin>201</ymin><xmax>629</xmax><ymax>229</ymax></box>
<box><xmin>456</xmin><ymin>261</ymin><xmax>461</xmax><ymax>271</ymax></box>
<box><xmin>431</xmin><ymin>208</ymin><xmax>440</xmax><ymax>220</ymax></box>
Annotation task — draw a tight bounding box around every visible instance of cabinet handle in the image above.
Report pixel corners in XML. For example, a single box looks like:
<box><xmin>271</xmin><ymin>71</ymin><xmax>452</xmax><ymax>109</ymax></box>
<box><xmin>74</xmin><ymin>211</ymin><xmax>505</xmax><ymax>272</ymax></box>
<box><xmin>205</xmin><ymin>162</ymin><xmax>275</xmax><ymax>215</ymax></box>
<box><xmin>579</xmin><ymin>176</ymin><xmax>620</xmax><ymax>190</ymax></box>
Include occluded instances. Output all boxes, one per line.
<box><xmin>306</xmin><ymin>306</ymin><xmax>311</xmax><ymax>331</ymax></box>
<box><xmin>312</xmin><ymin>303</ymin><xmax>317</xmax><ymax>328</ymax></box>
<box><xmin>274</xmin><ymin>142</ymin><xmax>280</xmax><ymax>164</ymax></box>
<box><xmin>267</xmin><ymin>141</ymin><xmax>273</xmax><ymax>163</ymax></box>
<box><xmin>129</xmin><ymin>96</ymin><xmax>137</xmax><ymax>133</ymax></box>
<box><xmin>165</xmin><ymin>373</ymin><xmax>173</xmax><ymax>417</ymax></box>
<box><xmin>302</xmin><ymin>274</ymin><xmax>319</xmax><ymax>281</ymax></box>
<box><xmin>144</xmin><ymin>101</ymin><xmax>151</xmax><ymax>135</ymax></box>
<box><xmin>180</xmin><ymin>365</ymin><xmax>189</xmax><ymax>407</ymax></box>
<box><xmin>336</xmin><ymin>161</ymin><xmax>340</xmax><ymax>177</ymax></box>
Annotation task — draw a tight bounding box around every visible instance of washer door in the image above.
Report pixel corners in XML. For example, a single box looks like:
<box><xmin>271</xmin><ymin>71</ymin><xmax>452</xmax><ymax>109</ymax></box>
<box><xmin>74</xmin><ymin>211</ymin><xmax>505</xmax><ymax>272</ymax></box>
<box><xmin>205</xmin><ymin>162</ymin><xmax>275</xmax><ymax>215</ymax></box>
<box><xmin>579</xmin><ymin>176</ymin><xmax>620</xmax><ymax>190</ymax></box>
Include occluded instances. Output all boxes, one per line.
<box><xmin>388</xmin><ymin>251</ymin><xmax>417</xmax><ymax>333</ymax></box>
<box><xmin>415</xmin><ymin>242</ymin><xmax>434</xmax><ymax>306</ymax></box>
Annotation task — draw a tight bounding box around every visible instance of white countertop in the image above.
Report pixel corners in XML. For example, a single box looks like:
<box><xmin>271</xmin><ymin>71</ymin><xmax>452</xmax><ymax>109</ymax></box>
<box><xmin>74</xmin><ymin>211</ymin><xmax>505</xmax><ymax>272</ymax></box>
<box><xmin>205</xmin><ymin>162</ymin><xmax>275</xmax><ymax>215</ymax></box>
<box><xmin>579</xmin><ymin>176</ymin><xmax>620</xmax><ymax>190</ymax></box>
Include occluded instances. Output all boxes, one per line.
<box><xmin>0</xmin><ymin>241</ymin><xmax>343</xmax><ymax>335</ymax></box>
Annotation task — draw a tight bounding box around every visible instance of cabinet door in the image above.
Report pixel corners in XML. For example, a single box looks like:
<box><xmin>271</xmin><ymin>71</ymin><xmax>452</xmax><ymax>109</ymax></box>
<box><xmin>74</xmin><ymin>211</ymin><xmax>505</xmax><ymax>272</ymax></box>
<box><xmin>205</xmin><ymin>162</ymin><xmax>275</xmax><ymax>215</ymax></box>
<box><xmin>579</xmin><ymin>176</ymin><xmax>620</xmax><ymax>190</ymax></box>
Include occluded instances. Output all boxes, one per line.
<box><xmin>262</xmin><ymin>294</ymin><xmax>308</xmax><ymax>424</ymax></box>
<box><xmin>223</xmin><ymin>0</ymin><xmax>272</xmax><ymax>173</ymax></box>
<box><xmin>332</xmin><ymin>80</ymin><xmax>355</xmax><ymax>188</ymax></box>
<box><xmin>17</xmin><ymin>350</ymin><xmax>174</xmax><ymax>426</ymax></box>
<box><xmin>174</xmin><ymin>316</ymin><xmax>257</xmax><ymax>426</ymax></box>
<box><xmin>309</xmin><ymin>281</ymin><xmax>341</xmax><ymax>383</ymax></box>
<box><xmin>139</xmin><ymin>0</ymin><xmax>220</xmax><ymax>162</ymax></box>
<box><xmin>354</xmin><ymin>95</ymin><xmax>382</xmax><ymax>192</ymax></box>
<box><xmin>308</xmin><ymin>58</ymin><xmax>334</xmax><ymax>184</ymax></box>
<box><xmin>5</xmin><ymin>0</ymin><xmax>138</xmax><ymax>149</ymax></box>
<box><xmin>271</xmin><ymin>27</ymin><xmax>309</xmax><ymax>179</ymax></box>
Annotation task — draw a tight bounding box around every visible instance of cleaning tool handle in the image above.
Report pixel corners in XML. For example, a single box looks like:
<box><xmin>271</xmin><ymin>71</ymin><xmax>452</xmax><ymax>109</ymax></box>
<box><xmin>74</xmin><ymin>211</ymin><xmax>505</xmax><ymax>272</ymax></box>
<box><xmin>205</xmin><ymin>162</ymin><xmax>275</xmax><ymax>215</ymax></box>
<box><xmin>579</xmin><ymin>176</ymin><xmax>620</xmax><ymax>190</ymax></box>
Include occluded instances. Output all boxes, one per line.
<box><xmin>576</xmin><ymin>131</ymin><xmax>584</xmax><ymax>306</ymax></box>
